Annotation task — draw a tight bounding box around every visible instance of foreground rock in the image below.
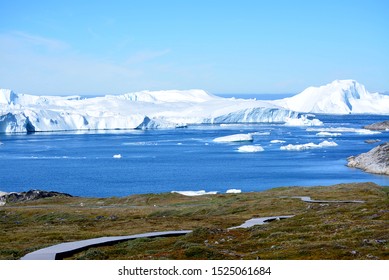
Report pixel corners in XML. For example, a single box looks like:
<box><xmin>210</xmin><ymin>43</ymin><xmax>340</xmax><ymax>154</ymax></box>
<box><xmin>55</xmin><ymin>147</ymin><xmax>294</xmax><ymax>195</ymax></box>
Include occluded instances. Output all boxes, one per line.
<box><xmin>0</xmin><ymin>190</ymin><xmax>72</xmax><ymax>205</ymax></box>
<box><xmin>347</xmin><ymin>142</ymin><xmax>389</xmax><ymax>175</ymax></box>
<box><xmin>363</xmin><ymin>120</ymin><xmax>389</xmax><ymax>131</ymax></box>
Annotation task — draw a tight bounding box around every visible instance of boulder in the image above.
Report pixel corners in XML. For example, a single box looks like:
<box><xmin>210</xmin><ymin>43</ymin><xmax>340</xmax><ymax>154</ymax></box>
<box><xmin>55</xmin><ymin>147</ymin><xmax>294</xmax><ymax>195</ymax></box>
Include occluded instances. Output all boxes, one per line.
<box><xmin>347</xmin><ymin>142</ymin><xmax>389</xmax><ymax>176</ymax></box>
<box><xmin>0</xmin><ymin>190</ymin><xmax>72</xmax><ymax>205</ymax></box>
<box><xmin>363</xmin><ymin>120</ymin><xmax>389</xmax><ymax>131</ymax></box>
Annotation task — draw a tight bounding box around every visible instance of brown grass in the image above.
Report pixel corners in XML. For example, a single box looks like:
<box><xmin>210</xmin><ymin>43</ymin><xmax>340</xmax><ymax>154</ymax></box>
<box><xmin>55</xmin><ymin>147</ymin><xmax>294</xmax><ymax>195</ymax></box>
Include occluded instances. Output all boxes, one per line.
<box><xmin>0</xmin><ymin>182</ymin><xmax>388</xmax><ymax>260</ymax></box>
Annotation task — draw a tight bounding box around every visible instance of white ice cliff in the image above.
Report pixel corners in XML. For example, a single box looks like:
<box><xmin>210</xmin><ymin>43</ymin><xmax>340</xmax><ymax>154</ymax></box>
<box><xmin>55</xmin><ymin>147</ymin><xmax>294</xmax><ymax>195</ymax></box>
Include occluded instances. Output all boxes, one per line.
<box><xmin>0</xmin><ymin>88</ymin><xmax>304</xmax><ymax>133</ymax></box>
<box><xmin>272</xmin><ymin>80</ymin><xmax>389</xmax><ymax>114</ymax></box>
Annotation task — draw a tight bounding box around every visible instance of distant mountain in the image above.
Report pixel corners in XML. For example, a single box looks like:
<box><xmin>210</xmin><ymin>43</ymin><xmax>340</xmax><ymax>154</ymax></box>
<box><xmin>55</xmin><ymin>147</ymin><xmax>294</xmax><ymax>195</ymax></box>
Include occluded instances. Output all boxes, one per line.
<box><xmin>272</xmin><ymin>80</ymin><xmax>389</xmax><ymax>114</ymax></box>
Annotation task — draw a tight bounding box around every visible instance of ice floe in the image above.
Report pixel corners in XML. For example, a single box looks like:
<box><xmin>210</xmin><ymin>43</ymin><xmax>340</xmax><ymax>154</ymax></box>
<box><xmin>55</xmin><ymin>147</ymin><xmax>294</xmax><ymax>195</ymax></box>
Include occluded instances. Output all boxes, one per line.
<box><xmin>237</xmin><ymin>145</ymin><xmax>264</xmax><ymax>153</ymax></box>
<box><xmin>171</xmin><ymin>190</ymin><xmax>218</xmax><ymax>196</ymax></box>
<box><xmin>213</xmin><ymin>133</ymin><xmax>253</xmax><ymax>143</ymax></box>
<box><xmin>270</xmin><ymin>140</ymin><xmax>286</xmax><ymax>144</ymax></box>
<box><xmin>316</xmin><ymin>132</ymin><xmax>342</xmax><ymax>137</ymax></box>
<box><xmin>307</xmin><ymin>127</ymin><xmax>381</xmax><ymax>135</ymax></box>
<box><xmin>280</xmin><ymin>140</ymin><xmax>338</xmax><ymax>151</ymax></box>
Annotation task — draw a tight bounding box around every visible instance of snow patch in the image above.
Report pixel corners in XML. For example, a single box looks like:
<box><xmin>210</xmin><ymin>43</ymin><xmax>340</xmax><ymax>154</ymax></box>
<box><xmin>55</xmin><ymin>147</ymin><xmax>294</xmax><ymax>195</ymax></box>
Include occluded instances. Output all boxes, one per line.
<box><xmin>280</xmin><ymin>140</ymin><xmax>338</xmax><ymax>151</ymax></box>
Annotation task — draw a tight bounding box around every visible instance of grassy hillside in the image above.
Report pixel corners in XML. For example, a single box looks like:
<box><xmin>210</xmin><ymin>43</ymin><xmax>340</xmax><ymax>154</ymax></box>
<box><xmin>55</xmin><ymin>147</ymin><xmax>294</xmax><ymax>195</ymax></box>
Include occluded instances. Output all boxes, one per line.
<box><xmin>0</xmin><ymin>182</ymin><xmax>388</xmax><ymax>260</ymax></box>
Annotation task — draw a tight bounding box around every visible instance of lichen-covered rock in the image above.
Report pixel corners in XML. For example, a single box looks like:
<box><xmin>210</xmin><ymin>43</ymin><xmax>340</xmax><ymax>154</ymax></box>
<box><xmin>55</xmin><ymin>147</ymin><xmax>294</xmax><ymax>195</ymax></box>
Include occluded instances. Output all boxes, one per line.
<box><xmin>347</xmin><ymin>142</ymin><xmax>389</xmax><ymax>175</ymax></box>
<box><xmin>363</xmin><ymin>120</ymin><xmax>389</xmax><ymax>131</ymax></box>
<box><xmin>0</xmin><ymin>190</ymin><xmax>72</xmax><ymax>205</ymax></box>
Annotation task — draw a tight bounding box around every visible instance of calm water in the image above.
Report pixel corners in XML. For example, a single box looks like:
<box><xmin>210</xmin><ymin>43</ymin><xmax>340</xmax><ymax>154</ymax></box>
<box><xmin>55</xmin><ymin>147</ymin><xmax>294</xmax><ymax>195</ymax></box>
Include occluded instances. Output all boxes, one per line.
<box><xmin>1</xmin><ymin>114</ymin><xmax>389</xmax><ymax>197</ymax></box>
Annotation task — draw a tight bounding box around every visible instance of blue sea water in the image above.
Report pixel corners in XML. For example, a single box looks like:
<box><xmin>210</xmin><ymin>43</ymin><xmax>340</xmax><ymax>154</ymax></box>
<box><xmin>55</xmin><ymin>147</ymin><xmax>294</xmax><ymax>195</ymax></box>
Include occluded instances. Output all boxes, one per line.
<box><xmin>0</xmin><ymin>114</ymin><xmax>389</xmax><ymax>197</ymax></box>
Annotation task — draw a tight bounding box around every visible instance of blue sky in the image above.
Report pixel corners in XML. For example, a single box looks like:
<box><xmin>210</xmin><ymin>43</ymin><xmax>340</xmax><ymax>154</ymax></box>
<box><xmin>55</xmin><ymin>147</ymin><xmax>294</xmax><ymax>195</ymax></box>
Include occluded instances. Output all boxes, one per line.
<box><xmin>0</xmin><ymin>0</ymin><xmax>388</xmax><ymax>95</ymax></box>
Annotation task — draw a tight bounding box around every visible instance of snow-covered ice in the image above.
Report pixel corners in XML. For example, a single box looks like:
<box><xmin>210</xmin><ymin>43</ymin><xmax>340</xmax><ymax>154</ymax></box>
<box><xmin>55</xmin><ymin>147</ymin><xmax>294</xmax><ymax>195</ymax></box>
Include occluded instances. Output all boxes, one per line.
<box><xmin>213</xmin><ymin>133</ymin><xmax>254</xmax><ymax>143</ymax></box>
<box><xmin>0</xmin><ymin>88</ymin><xmax>303</xmax><ymax>133</ymax></box>
<box><xmin>280</xmin><ymin>140</ymin><xmax>338</xmax><ymax>151</ymax></box>
<box><xmin>1</xmin><ymin>79</ymin><xmax>387</xmax><ymax>133</ymax></box>
<box><xmin>284</xmin><ymin>115</ymin><xmax>323</xmax><ymax>126</ymax></box>
<box><xmin>237</xmin><ymin>145</ymin><xmax>264</xmax><ymax>153</ymax></box>
<box><xmin>272</xmin><ymin>79</ymin><xmax>389</xmax><ymax>114</ymax></box>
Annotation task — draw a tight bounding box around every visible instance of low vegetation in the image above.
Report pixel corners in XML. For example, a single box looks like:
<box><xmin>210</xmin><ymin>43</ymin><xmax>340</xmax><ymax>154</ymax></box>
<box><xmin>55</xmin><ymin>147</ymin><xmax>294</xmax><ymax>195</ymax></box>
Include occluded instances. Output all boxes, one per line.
<box><xmin>0</xmin><ymin>182</ymin><xmax>388</xmax><ymax>260</ymax></box>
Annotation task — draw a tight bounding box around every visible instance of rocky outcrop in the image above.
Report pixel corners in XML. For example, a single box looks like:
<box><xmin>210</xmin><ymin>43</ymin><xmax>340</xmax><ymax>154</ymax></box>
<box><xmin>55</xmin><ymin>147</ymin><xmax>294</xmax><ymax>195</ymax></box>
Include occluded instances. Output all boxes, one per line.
<box><xmin>0</xmin><ymin>190</ymin><xmax>72</xmax><ymax>205</ymax></box>
<box><xmin>347</xmin><ymin>142</ymin><xmax>389</xmax><ymax>176</ymax></box>
<box><xmin>363</xmin><ymin>120</ymin><xmax>389</xmax><ymax>131</ymax></box>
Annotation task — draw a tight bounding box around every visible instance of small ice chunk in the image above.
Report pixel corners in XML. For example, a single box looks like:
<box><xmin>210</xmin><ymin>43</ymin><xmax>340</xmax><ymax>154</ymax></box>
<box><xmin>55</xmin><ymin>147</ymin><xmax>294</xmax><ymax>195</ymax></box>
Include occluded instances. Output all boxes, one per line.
<box><xmin>171</xmin><ymin>190</ymin><xmax>218</xmax><ymax>196</ymax></box>
<box><xmin>316</xmin><ymin>132</ymin><xmax>342</xmax><ymax>137</ymax></box>
<box><xmin>270</xmin><ymin>140</ymin><xmax>286</xmax><ymax>144</ymax></box>
<box><xmin>226</xmin><ymin>189</ymin><xmax>242</xmax><ymax>194</ymax></box>
<box><xmin>237</xmin><ymin>145</ymin><xmax>264</xmax><ymax>153</ymax></box>
<box><xmin>113</xmin><ymin>154</ymin><xmax>122</xmax><ymax>158</ymax></box>
<box><xmin>213</xmin><ymin>133</ymin><xmax>253</xmax><ymax>143</ymax></box>
<box><xmin>280</xmin><ymin>140</ymin><xmax>338</xmax><ymax>151</ymax></box>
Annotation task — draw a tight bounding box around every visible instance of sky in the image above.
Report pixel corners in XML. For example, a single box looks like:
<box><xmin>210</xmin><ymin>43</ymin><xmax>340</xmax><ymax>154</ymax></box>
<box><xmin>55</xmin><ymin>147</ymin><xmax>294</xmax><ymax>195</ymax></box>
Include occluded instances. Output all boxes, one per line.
<box><xmin>0</xmin><ymin>0</ymin><xmax>388</xmax><ymax>95</ymax></box>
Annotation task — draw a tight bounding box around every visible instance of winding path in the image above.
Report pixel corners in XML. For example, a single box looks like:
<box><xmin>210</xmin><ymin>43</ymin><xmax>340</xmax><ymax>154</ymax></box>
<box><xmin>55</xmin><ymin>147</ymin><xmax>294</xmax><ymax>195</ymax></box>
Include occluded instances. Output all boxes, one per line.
<box><xmin>20</xmin><ymin>196</ymin><xmax>364</xmax><ymax>260</ymax></box>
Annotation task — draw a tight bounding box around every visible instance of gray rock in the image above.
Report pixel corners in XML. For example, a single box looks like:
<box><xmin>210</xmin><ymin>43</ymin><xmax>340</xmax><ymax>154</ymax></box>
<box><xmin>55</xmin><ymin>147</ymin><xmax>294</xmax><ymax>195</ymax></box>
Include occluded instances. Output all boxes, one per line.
<box><xmin>347</xmin><ymin>142</ymin><xmax>389</xmax><ymax>176</ymax></box>
<box><xmin>0</xmin><ymin>190</ymin><xmax>72</xmax><ymax>205</ymax></box>
<box><xmin>363</xmin><ymin>120</ymin><xmax>389</xmax><ymax>131</ymax></box>
<box><xmin>364</xmin><ymin>139</ymin><xmax>381</xmax><ymax>144</ymax></box>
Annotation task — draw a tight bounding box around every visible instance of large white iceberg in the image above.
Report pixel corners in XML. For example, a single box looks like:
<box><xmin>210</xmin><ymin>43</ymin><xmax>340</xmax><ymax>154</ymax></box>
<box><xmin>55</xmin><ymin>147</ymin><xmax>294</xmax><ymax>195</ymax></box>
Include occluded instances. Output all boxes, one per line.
<box><xmin>0</xmin><ymin>88</ymin><xmax>310</xmax><ymax>133</ymax></box>
<box><xmin>272</xmin><ymin>80</ymin><xmax>389</xmax><ymax>114</ymax></box>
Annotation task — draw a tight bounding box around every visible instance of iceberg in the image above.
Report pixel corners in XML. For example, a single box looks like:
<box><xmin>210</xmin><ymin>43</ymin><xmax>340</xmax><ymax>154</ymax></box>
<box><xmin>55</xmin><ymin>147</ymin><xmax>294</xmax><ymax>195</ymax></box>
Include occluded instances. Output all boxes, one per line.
<box><xmin>171</xmin><ymin>190</ymin><xmax>218</xmax><ymax>196</ymax></box>
<box><xmin>272</xmin><ymin>80</ymin><xmax>389</xmax><ymax>114</ymax></box>
<box><xmin>270</xmin><ymin>140</ymin><xmax>286</xmax><ymax>144</ymax></box>
<box><xmin>0</xmin><ymin>88</ymin><xmax>316</xmax><ymax>133</ymax></box>
<box><xmin>226</xmin><ymin>189</ymin><xmax>242</xmax><ymax>194</ymax></box>
<box><xmin>280</xmin><ymin>140</ymin><xmax>338</xmax><ymax>151</ymax></box>
<box><xmin>284</xmin><ymin>115</ymin><xmax>323</xmax><ymax>126</ymax></box>
<box><xmin>213</xmin><ymin>133</ymin><xmax>254</xmax><ymax>143</ymax></box>
<box><xmin>237</xmin><ymin>145</ymin><xmax>264</xmax><ymax>152</ymax></box>
<box><xmin>316</xmin><ymin>132</ymin><xmax>342</xmax><ymax>137</ymax></box>
<box><xmin>307</xmin><ymin>127</ymin><xmax>381</xmax><ymax>135</ymax></box>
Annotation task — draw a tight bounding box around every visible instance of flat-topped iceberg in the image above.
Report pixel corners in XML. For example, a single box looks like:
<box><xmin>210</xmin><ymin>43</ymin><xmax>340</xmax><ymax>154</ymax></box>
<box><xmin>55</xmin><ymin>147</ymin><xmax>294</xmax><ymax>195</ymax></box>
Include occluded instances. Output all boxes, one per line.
<box><xmin>0</xmin><ymin>88</ymin><xmax>317</xmax><ymax>133</ymax></box>
<box><xmin>237</xmin><ymin>145</ymin><xmax>264</xmax><ymax>152</ymax></box>
<box><xmin>213</xmin><ymin>133</ymin><xmax>254</xmax><ymax>143</ymax></box>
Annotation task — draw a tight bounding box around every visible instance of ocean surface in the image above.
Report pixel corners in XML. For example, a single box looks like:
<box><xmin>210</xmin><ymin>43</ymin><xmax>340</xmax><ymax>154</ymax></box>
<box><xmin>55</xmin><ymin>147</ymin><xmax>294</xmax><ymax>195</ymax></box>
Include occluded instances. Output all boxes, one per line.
<box><xmin>1</xmin><ymin>111</ymin><xmax>389</xmax><ymax>197</ymax></box>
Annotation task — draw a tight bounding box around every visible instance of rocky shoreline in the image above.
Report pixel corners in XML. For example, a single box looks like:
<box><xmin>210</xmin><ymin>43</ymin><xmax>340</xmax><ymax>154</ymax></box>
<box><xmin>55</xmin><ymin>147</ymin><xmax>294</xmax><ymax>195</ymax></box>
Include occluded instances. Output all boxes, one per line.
<box><xmin>347</xmin><ymin>142</ymin><xmax>389</xmax><ymax>176</ymax></box>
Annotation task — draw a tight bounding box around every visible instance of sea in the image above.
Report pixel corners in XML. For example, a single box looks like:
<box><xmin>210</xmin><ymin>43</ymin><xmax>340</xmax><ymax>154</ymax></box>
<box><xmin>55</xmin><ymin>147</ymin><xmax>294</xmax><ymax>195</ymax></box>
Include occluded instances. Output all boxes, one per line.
<box><xmin>1</xmin><ymin>94</ymin><xmax>389</xmax><ymax>197</ymax></box>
